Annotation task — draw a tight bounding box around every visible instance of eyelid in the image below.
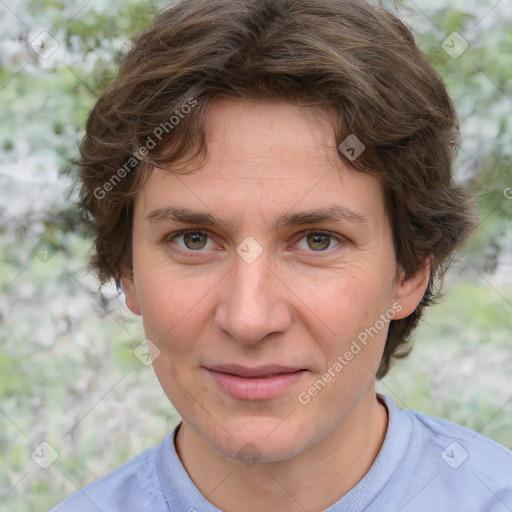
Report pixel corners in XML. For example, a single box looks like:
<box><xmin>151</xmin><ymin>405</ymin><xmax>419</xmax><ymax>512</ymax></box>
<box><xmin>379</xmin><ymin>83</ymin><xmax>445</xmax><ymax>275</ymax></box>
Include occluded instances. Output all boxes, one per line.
<box><xmin>165</xmin><ymin>228</ymin><xmax>346</xmax><ymax>256</ymax></box>
<box><xmin>165</xmin><ymin>228</ymin><xmax>210</xmax><ymax>243</ymax></box>
<box><xmin>292</xmin><ymin>229</ymin><xmax>345</xmax><ymax>255</ymax></box>
<box><xmin>165</xmin><ymin>229</ymin><xmax>218</xmax><ymax>256</ymax></box>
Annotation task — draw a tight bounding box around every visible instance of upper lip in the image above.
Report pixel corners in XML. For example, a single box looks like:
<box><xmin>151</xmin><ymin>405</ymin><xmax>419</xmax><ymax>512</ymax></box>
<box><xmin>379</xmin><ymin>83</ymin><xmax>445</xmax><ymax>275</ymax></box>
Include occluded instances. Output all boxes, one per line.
<box><xmin>206</xmin><ymin>364</ymin><xmax>305</xmax><ymax>378</ymax></box>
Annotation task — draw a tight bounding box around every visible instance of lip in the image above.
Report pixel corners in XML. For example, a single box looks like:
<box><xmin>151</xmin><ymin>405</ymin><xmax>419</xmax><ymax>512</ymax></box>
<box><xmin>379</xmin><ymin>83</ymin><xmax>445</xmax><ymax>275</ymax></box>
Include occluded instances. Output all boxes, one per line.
<box><xmin>205</xmin><ymin>365</ymin><xmax>308</xmax><ymax>401</ymax></box>
<box><xmin>207</xmin><ymin>364</ymin><xmax>304</xmax><ymax>377</ymax></box>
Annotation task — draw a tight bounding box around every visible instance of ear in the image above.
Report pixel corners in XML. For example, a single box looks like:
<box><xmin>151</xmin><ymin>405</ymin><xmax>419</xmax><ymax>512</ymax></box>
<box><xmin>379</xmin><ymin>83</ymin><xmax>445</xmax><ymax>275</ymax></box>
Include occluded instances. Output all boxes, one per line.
<box><xmin>121</xmin><ymin>270</ymin><xmax>142</xmax><ymax>316</ymax></box>
<box><xmin>392</xmin><ymin>257</ymin><xmax>430</xmax><ymax>320</ymax></box>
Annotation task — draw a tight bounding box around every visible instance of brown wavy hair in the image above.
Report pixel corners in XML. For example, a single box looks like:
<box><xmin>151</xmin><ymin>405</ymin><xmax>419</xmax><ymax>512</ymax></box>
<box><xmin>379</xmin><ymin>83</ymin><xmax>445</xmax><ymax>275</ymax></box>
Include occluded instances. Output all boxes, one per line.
<box><xmin>75</xmin><ymin>0</ymin><xmax>477</xmax><ymax>378</ymax></box>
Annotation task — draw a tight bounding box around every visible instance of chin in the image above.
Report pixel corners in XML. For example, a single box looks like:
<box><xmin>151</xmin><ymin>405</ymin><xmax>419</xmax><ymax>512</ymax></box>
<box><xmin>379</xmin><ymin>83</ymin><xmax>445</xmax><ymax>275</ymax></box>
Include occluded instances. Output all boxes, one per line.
<box><xmin>204</xmin><ymin>416</ymin><xmax>313</xmax><ymax>464</ymax></box>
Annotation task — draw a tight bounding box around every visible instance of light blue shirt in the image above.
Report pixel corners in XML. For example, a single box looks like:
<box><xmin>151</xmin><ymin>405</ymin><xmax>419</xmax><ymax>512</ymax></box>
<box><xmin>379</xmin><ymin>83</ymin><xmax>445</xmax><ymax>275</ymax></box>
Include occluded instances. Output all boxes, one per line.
<box><xmin>49</xmin><ymin>394</ymin><xmax>512</xmax><ymax>511</ymax></box>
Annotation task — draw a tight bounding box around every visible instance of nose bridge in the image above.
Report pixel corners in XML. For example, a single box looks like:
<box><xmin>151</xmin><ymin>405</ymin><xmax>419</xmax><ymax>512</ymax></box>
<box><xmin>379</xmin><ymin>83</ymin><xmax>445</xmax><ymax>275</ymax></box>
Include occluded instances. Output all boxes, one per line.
<box><xmin>215</xmin><ymin>246</ymin><xmax>290</xmax><ymax>344</ymax></box>
<box><xmin>233</xmin><ymin>247</ymin><xmax>271</xmax><ymax>301</ymax></box>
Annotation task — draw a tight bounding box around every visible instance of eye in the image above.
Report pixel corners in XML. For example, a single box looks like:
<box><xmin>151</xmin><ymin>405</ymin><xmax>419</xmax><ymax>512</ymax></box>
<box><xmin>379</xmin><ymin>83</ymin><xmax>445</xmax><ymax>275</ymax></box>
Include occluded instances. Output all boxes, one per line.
<box><xmin>165</xmin><ymin>228</ymin><xmax>345</xmax><ymax>257</ymax></box>
<box><xmin>295</xmin><ymin>230</ymin><xmax>343</xmax><ymax>254</ymax></box>
<box><xmin>166</xmin><ymin>229</ymin><xmax>217</xmax><ymax>254</ymax></box>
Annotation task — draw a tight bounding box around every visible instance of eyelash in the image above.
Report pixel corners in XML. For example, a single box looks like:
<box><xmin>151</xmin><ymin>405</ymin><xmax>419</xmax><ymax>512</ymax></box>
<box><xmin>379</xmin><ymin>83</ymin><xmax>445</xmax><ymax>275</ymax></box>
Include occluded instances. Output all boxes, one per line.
<box><xmin>165</xmin><ymin>229</ymin><xmax>346</xmax><ymax>257</ymax></box>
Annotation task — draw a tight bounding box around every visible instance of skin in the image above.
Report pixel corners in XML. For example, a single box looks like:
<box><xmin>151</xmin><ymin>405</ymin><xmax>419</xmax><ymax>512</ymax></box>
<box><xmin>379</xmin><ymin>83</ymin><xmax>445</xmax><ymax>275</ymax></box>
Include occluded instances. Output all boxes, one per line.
<box><xmin>123</xmin><ymin>98</ymin><xmax>429</xmax><ymax>511</ymax></box>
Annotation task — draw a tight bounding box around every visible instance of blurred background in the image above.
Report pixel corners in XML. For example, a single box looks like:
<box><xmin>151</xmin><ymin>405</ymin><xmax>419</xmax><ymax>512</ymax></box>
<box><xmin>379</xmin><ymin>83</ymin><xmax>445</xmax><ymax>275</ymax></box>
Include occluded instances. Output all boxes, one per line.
<box><xmin>0</xmin><ymin>0</ymin><xmax>511</xmax><ymax>509</ymax></box>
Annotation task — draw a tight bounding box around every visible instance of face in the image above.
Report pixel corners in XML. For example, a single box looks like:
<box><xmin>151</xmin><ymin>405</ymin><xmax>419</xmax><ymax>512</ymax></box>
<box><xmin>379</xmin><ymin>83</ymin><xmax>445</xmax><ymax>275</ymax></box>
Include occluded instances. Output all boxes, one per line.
<box><xmin>123</xmin><ymin>99</ymin><xmax>427</xmax><ymax>463</ymax></box>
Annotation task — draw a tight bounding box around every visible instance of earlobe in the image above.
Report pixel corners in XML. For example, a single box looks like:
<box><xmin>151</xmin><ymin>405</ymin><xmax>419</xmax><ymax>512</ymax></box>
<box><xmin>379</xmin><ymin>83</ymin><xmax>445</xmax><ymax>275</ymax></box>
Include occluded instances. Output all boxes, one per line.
<box><xmin>392</xmin><ymin>258</ymin><xmax>430</xmax><ymax>320</ymax></box>
<box><xmin>121</xmin><ymin>272</ymin><xmax>142</xmax><ymax>316</ymax></box>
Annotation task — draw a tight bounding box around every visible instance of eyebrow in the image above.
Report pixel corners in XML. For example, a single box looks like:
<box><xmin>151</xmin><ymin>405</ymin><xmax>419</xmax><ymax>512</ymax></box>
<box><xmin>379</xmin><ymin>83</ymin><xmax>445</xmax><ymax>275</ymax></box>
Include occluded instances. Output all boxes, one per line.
<box><xmin>145</xmin><ymin>204</ymin><xmax>367</xmax><ymax>232</ymax></box>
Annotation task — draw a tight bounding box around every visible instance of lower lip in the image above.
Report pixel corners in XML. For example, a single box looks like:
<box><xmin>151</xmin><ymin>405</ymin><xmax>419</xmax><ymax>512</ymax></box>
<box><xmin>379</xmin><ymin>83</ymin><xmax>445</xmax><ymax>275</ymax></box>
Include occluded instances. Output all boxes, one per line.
<box><xmin>206</xmin><ymin>369</ymin><xmax>308</xmax><ymax>401</ymax></box>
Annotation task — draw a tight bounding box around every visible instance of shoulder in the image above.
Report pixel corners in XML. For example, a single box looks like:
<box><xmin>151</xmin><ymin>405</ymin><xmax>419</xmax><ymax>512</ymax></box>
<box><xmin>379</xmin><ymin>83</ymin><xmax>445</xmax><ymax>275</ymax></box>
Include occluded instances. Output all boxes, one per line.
<box><xmin>403</xmin><ymin>404</ymin><xmax>512</xmax><ymax>475</ymax></box>
<box><xmin>48</xmin><ymin>441</ymin><xmax>167</xmax><ymax>512</ymax></box>
<box><xmin>372</xmin><ymin>395</ymin><xmax>512</xmax><ymax>511</ymax></box>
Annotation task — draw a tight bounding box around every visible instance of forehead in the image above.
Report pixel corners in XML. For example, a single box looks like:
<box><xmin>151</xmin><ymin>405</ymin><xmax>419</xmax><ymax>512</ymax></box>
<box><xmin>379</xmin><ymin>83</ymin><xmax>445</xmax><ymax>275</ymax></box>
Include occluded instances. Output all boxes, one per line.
<box><xmin>202</xmin><ymin>98</ymin><xmax>338</xmax><ymax>168</ymax></box>
<box><xmin>136</xmin><ymin>99</ymin><xmax>386</xmax><ymax>230</ymax></box>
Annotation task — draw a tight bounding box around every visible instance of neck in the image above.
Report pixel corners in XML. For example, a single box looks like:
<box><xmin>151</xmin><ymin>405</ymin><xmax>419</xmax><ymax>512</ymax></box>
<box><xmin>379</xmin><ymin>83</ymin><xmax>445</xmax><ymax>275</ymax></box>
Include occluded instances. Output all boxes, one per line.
<box><xmin>175</xmin><ymin>392</ymin><xmax>388</xmax><ymax>512</ymax></box>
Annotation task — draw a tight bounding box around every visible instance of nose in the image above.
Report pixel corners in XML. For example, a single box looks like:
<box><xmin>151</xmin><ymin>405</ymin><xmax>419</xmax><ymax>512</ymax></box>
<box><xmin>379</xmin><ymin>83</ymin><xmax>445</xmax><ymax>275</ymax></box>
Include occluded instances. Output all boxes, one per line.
<box><xmin>214</xmin><ymin>248</ymin><xmax>292</xmax><ymax>345</ymax></box>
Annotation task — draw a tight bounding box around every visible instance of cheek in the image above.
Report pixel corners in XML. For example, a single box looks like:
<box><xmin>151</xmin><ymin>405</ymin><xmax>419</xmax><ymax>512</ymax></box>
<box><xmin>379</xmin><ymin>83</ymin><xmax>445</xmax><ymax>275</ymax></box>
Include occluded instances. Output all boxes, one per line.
<box><xmin>298</xmin><ymin>266</ymin><xmax>394</xmax><ymax>371</ymax></box>
<box><xmin>134</xmin><ymin>266</ymin><xmax>198</xmax><ymax>343</ymax></box>
<box><xmin>304</xmin><ymin>265</ymin><xmax>392</xmax><ymax>330</ymax></box>
<box><xmin>136</xmin><ymin>271</ymin><xmax>208</xmax><ymax>403</ymax></box>
<box><xmin>133</xmin><ymin>244</ymin><xmax>208</xmax><ymax>312</ymax></box>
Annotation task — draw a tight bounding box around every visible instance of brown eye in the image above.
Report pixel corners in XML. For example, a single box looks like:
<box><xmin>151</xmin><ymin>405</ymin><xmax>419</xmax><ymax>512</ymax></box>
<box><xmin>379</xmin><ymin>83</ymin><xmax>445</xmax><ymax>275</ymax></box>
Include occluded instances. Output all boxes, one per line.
<box><xmin>167</xmin><ymin>229</ymin><xmax>214</xmax><ymax>253</ymax></box>
<box><xmin>306</xmin><ymin>233</ymin><xmax>332</xmax><ymax>251</ymax></box>
<box><xmin>295</xmin><ymin>230</ymin><xmax>344</xmax><ymax>255</ymax></box>
<box><xmin>182</xmin><ymin>232</ymin><xmax>208</xmax><ymax>250</ymax></box>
